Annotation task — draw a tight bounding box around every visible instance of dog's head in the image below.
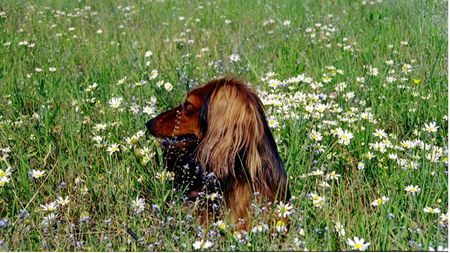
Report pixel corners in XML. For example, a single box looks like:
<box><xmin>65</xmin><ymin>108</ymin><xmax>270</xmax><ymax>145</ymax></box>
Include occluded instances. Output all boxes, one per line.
<box><xmin>145</xmin><ymin>78</ymin><xmax>216</xmax><ymax>143</ymax></box>
<box><xmin>147</xmin><ymin>77</ymin><xmax>288</xmax><ymax>199</ymax></box>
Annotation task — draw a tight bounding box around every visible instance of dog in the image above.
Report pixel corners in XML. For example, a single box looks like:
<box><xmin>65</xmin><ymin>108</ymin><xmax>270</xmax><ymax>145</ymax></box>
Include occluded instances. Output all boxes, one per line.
<box><xmin>146</xmin><ymin>77</ymin><xmax>290</xmax><ymax>230</ymax></box>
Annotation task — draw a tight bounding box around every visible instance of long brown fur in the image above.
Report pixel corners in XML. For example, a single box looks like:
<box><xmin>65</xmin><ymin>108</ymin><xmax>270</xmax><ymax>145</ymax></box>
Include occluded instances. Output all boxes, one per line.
<box><xmin>146</xmin><ymin>77</ymin><xmax>290</xmax><ymax>230</ymax></box>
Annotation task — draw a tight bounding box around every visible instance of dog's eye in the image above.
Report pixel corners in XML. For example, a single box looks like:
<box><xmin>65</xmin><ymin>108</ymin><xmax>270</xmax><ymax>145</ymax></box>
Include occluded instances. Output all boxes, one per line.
<box><xmin>183</xmin><ymin>101</ymin><xmax>191</xmax><ymax>109</ymax></box>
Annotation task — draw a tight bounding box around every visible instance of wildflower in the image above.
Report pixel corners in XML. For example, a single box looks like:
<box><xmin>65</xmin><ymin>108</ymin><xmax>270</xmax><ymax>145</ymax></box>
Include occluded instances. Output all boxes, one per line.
<box><xmin>305</xmin><ymin>104</ymin><xmax>314</xmax><ymax>113</ymax></box>
<box><xmin>275</xmin><ymin>220</ymin><xmax>287</xmax><ymax>232</ymax></box>
<box><xmin>79</xmin><ymin>211</ymin><xmax>91</xmax><ymax>222</ymax></box>
<box><xmin>370</xmin><ymin>142</ymin><xmax>386</xmax><ymax>153</ymax></box>
<box><xmin>30</xmin><ymin>169</ymin><xmax>45</xmax><ymax>179</ymax></box>
<box><xmin>215</xmin><ymin>220</ymin><xmax>227</xmax><ymax>230</ymax></box>
<box><xmin>314</xmin><ymin>143</ymin><xmax>325</xmax><ymax>153</ymax></box>
<box><xmin>429</xmin><ymin>245</ymin><xmax>448</xmax><ymax>252</ymax></box>
<box><xmin>233</xmin><ymin>231</ymin><xmax>242</xmax><ymax>239</ymax></box>
<box><xmin>338</xmin><ymin>130</ymin><xmax>353</xmax><ymax>145</ymax></box>
<box><xmin>132</xmin><ymin>197</ymin><xmax>145</xmax><ymax>214</ymax></box>
<box><xmin>41</xmin><ymin>202</ymin><xmax>58</xmax><ymax>212</ymax></box>
<box><xmin>368</xmin><ymin>66</ymin><xmax>379</xmax><ymax>76</ymax></box>
<box><xmin>267</xmin><ymin>118</ymin><xmax>279</xmax><ymax>128</ymax></box>
<box><xmin>319</xmin><ymin>181</ymin><xmax>330</xmax><ymax>188</ymax></box>
<box><xmin>93</xmin><ymin>123</ymin><xmax>107</xmax><ymax>131</ymax></box>
<box><xmin>325</xmin><ymin>171</ymin><xmax>341</xmax><ymax>180</ymax></box>
<box><xmin>144</xmin><ymin>50</ymin><xmax>153</xmax><ymax>57</ymax></box>
<box><xmin>360</xmin><ymin>112</ymin><xmax>373</xmax><ymax>120</ymax></box>
<box><xmin>229</xmin><ymin>54</ymin><xmax>240</xmax><ymax>62</ymax></box>
<box><xmin>310</xmin><ymin>169</ymin><xmax>324</xmax><ymax>176</ymax></box>
<box><xmin>322</xmin><ymin>75</ymin><xmax>332</xmax><ymax>83</ymax></box>
<box><xmin>268</xmin><ymin>79</ymin><xmax>281</xmax><ymax>89</ymax></box>
<box><xmin>49</xmin><ymin>67</ymin><xmax>57</xmax><ymax>72</ymax></box>
<box><xmin>125</xmin><ymin>135</ymin><xmax>140</xmax><ymax>146</ymax></box>
<box><xmin>156</xmin><ymin>80</ymin><xmax>164</xmax><ymax>87</ymax></box>
<box><xmin>404</xmin><ymin>185</ymin><xmax>421</xmax><ymax>194</ymax></box>
<box><xmin>0</xmin><ymin>177</ymin><xmax>10</xmax><ymax>186</ymax></box>
<box><xmin>149</xmin><ymin>69</ymin><xmax>158</xmax><ymax>80</ymax></box>
<box><xmin>298</xmin><ymin>228</ymin><xmax>305</xmax><ymax>236</ymax></box>
<box><xmin>164</xmin><ymin>82</ymin><xmax>173</xmax><ymax>91</ymax></box>
<box><xmin>388</xmin><ymin>153</ymin><xmax>398</xmax><ymax>160</ymax></box>
<box><xmin>373</xmin><ymin>129</ymin><xmax>387</xmax><ymax>139</ymax></box>
<box><xmin>208</xmin><ymin>192</ymin><xmax>220</xmax><ymax>200</ymax></box>
<box><xmin>133</xmin><ymin>80</ymin><xmax>147</xmax><ymax>87</ymax></box>
<box><xmin>143</xmin><ymin>106</ymin><xmax>156</xmax><ymax>115</ymax></box>
<box><xmin>129</xmin><ymin>104</ymin><xmax>140</xmax><ymax>114</ymax></box>
<box><xmin>251</xmin><ymin>224</ymin><xmax>268</xmax><ymax>233</ymax></box>
<box><xmin>192</xmin><ymin>240</ymin><xmax>213</xmax><ymax>250</ymax></box>
<box><xmin>347</xmin><ymin>237</ymin><xmax>370</xmax><ymax>251</ymax></box>
<box><xmin>308</xmin><ymin>193</ymin><xmax>325</xmax><ymax>208</ymax></box>
<box><xmin>385</xmin><ymin>76</ymin><xmax>396</xmax><ymax>83</ymax></box>
<box><xmin>293</xmin><ymin>238</ymin><xmax>305</xmax><ymax>247</ymax></box>
<box><xmin>106</xmin><ymin>143</ymin><xmax>120</xmax><ymax>155</ymax></box>
<box><xmin>84</xmin><ymin>82</ymin><xmax>98</xmax><ymax>92</ymax></box>
<box><xmin>276</xmin><ymin>202</ymin><xmax>293</xmax><ymax>218</ymax></box>
<box><xmin>345</xmin><ymin>92</ymin><xmax>355</xmax><ymax>100</ymax></box>
<box><xmin>357</xmin><ymin>162</ymin><xmax>365</xmax><ymax>170</ymax></box>
<box><xmin>155</xmin><ymin>171</ymin><xmax>174</xmax><ymax>181</ymax></box>
<box><xmin>109</xmin><ymin>97</ymin><xmax>123</xmax><ymax>109</ymax></box>
<box><xmin>42</xmin><ymin>213</ymin><xmax>58</xmax><ymax>225</ymax></box>
<box><xmin>385</xmin><ymin>60</ymin><xmax>394</xmax><ymax>65</ymax></box>
<box><xmin>117</xmin><ymin>77</ymin><xmax>127</xmax><ymax>85</ymax></box>
<box><xmin>365</xmin><ymin>152</ymin><xmax>376</xmax><ymax>159</ymax></box>
<box><xmin>57</xmin><ymin>196</ymin><xmax>70</xmax><ymax>206</ymax></box>
<box><xmin>401</xmin><ymin>64</ymin><xmax>412</xmax><ymax>74</ymax></box>
<box><xmin>423</xmin><ymin>122</ymin><xmax>439</xmax><ymax>133</ymax></box>
<box><xmin>0</xmin><ymin>168</ymin><xmax>11</xmax><ymax>178</ymax></box>
<box><xmin>401</xmin><ymin>140</ymin><xmax>416</xmax><ymax>149</ymax></box>
<box><xmin>309</xmin><ymin>130</ymin><xmax>323</xmax><ymax>142</ymax></box>
<box><xmin>315</xmin><ymin>104</ymin><xmax>327</xmax><ymax>113</ymax></box>
<box><xmin>371</xmin><ymin>196</ymin><xmax>389</xmax><ymax>206</ymax></box>
<box><xmin>0</xmin><ymin>218</ymin><xmax>10</xmax><ymax>228</ymax></box>
<box><xmin>423</xmin><ymin>207</ymin><xmax>441</xmax><ymax>214</ymax></box>
<box><xmin>283</xmin><ymin>20</ymin><xmax>291</xmax><ymax>26</ymax></box>
<box><xmin>335</xmin><ymin>222</ymin><xmax>345</xmax><ymax>236</ymax></box>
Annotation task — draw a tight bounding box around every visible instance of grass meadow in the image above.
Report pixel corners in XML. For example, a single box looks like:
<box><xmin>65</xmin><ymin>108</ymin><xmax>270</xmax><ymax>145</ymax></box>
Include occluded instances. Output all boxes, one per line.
<box><xmin>0</xmin><ymin>0</ymin><xmax>448</xmax><ymax>251</ymax></box>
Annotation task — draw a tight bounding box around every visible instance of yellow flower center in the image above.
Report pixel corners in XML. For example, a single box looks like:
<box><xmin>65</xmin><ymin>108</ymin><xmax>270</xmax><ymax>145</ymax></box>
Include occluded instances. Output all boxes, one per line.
<box><xmin>276</xmin><ymin>220</ymin><xmax>285</xmax><ymax>226</ymax></box>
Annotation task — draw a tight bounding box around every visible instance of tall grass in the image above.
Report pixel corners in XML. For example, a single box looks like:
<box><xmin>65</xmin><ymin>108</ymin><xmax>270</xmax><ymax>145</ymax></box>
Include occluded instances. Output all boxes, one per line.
<box><xmin>0</xmin><ymin>0</ymin><xmax>447</xmax><ymax>251</ymax></box>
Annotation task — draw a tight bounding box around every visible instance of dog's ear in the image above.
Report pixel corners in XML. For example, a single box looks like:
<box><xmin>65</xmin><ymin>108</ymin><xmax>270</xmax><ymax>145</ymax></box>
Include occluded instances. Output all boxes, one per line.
<box><xmin>196</xmin><ymin>79</ymin><xmax>270</xmax><ymax>184</ymax></box>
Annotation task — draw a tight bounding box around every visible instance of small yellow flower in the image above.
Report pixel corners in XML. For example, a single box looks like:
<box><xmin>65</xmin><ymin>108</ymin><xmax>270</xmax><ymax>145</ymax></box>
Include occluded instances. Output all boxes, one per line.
<box><xmin>216</xmin><ymin>220</ymin><xmax>226</xmax><ymax>230</ymax></box>
<box><xmin>413</xmin><ymin>79</ymin><xmax>421</xmax><ymax>84</ymax></box>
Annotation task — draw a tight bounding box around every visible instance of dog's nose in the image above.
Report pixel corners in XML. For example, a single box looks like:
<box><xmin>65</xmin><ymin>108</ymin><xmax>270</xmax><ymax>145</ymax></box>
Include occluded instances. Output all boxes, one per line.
<box><xmin>146</xmin><ymin>118</ymin><xmax>156</xmax><ymax>132</ymax></box>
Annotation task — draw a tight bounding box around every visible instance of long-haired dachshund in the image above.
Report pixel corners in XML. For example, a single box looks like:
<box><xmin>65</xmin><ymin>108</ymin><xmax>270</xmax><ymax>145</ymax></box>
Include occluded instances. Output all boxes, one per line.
<box><xmin>146</xmin><ymin>77</ymin><xmax>290</xmax><ymax>230</ymax></box>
